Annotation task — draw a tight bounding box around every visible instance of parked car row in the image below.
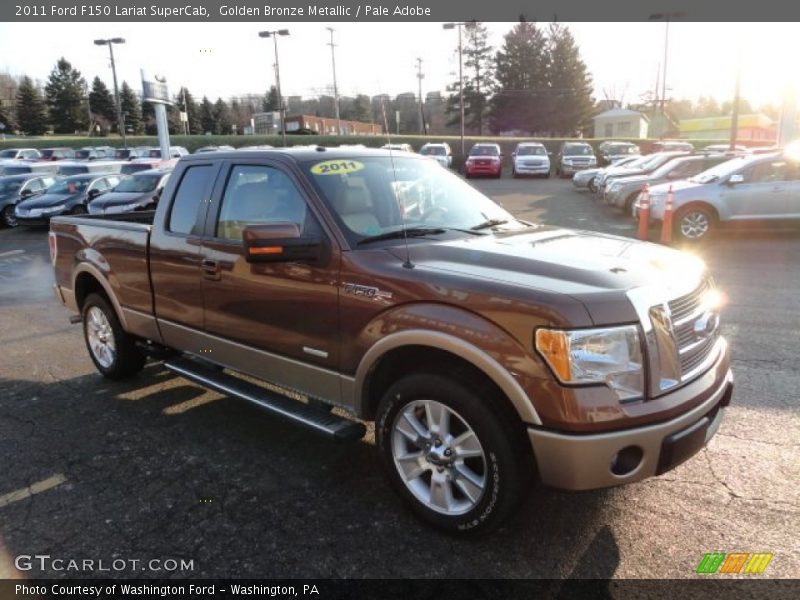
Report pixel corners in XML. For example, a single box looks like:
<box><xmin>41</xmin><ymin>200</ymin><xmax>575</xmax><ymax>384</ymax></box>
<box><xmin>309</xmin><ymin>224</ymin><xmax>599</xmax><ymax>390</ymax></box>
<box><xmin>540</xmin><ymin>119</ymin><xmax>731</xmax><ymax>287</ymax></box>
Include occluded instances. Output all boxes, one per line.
<box><xmin>0</xmin><ymin>166</ymin><xmax>172</xmax><ymax>228</ymax></box>
<box><xmin>571</xmin><ymin>145</ymin><xmax>795</xmax><ymax>241</ymax></box>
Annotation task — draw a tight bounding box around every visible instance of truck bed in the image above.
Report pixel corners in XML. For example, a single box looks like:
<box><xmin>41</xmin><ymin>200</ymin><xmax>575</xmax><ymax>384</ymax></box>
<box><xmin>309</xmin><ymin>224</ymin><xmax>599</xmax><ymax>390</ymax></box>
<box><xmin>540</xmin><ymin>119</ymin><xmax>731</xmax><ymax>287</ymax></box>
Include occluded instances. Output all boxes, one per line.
<box><xmin>51</xmin><ymin>211</ymin><xmax>155</xmax><ymax>323</ymax></box>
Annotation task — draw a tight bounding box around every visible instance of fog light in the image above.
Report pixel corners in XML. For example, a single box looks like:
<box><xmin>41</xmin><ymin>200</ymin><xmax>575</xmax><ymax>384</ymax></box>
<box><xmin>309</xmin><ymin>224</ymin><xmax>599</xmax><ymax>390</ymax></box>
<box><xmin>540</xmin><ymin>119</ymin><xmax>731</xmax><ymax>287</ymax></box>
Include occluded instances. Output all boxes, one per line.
<box><xmin>610</xmin><ymin>445</ymin><xmax>643</xmax><ymax>476</ymax></box>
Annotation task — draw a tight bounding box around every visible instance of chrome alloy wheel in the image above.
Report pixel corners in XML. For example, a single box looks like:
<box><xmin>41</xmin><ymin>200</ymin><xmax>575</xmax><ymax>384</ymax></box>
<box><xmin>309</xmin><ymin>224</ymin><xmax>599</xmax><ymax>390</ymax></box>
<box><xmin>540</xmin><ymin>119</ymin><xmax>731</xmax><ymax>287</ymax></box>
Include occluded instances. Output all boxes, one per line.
<box><xmin>679</xmin><ymin>211</ymin><xmax>710</xmax><ymax>239</ymax></box>
<box><xmin>86</xmin><ymin>306</ymin><xmax>116</xmax><ymax>368</ymax></box>
<box><xmin>390</xmin><ymin>399</ymin><xmax>487</xmax><ymax>515</ymax></box>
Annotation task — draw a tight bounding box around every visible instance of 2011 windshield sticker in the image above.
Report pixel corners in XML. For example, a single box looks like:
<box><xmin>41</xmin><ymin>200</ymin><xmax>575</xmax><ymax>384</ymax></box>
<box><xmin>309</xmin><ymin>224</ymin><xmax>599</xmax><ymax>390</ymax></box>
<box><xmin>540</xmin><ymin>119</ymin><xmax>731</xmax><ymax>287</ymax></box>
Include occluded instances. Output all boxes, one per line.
<box><xmin>311</xmin><ymin>160</ymin><xmax>365</xmax><ymax>175</ymax></box>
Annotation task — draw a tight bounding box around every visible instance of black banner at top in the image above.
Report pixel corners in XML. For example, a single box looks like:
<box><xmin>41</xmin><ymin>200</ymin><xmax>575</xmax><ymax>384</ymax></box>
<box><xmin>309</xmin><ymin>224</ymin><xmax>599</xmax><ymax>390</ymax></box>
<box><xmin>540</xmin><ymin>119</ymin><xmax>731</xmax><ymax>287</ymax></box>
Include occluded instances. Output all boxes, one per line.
<box><xmin>4</xmin><ymin>0</ymin><xmax>800</xmax><ymax>22</ymax></box>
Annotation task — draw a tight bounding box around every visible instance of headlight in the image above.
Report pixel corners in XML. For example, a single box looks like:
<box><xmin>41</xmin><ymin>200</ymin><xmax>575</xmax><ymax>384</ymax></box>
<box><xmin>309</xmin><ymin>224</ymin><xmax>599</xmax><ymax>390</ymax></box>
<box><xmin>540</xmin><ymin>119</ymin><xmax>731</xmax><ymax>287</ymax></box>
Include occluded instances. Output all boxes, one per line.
<box><xmin>535</xmin><ymin>325</ymin><xmax>644</xmax><ymax>401</ymax></box>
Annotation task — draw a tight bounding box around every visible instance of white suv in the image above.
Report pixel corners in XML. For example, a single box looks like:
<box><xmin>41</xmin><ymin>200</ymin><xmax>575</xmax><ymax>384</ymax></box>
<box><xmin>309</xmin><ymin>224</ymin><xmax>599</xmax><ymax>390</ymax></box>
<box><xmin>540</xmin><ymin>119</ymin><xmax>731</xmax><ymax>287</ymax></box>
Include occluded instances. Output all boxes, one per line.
<box><xmin>419</xmin><ymin>143</ymin><xmax>452</xmax><ymax>168</ymax></box>
<box><xmin>511</xmin><ymin>142</ymin><xmax>550</xmax><ymax>178</ymax></box>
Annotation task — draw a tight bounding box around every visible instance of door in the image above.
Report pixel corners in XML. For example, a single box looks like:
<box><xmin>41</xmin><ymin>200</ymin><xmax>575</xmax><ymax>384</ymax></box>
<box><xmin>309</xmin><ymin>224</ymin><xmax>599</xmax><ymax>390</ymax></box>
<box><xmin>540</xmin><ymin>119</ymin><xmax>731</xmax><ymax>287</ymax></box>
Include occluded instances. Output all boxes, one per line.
<box><xmin>149</xmin><ymin>162</ymin><xmax>220</xmax><ymax>341</ymax></box>
<box><xmin>722</xmin><ymin>160</ymin><xmax>791</xmax><ymax>220</ymax></box>
<box><xmin>199</xmin><ymin>161</ymin><xmax>341</xmax><ymax>389</ymax></box>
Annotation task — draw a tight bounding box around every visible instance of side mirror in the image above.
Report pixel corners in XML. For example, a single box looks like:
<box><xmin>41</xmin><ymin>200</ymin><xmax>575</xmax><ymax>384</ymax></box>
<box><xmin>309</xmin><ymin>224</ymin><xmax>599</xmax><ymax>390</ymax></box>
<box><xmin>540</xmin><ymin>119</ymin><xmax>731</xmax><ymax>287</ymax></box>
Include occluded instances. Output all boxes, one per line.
<box><xmin>20</xmin><ymin>188</ymin><xmax>34</xmax><ymax>198</ymax></box>
<box><xmin>243</xmin><ymin>223</ymin><xmax>323</xmax><ymax>264</ymax></box>
<box><xmin>87</xmin><ymin>188</ymin><xmax>102</xmax><ymax>199</ymax></box>
<box><xmin>727</xmin><ymin>174</ymin><xmax>744</xmax><ymax>185</ymax></box>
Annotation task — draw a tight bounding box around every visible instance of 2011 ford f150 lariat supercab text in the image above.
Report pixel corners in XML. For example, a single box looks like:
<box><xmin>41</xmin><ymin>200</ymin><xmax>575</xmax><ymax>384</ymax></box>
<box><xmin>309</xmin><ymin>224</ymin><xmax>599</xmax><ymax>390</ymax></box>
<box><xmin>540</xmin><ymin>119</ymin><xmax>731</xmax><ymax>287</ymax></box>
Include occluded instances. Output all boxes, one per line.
<box><xmin>50</xmin><ymin>148</ymin><xmax>733</xmax><ymax>533</ymax></box>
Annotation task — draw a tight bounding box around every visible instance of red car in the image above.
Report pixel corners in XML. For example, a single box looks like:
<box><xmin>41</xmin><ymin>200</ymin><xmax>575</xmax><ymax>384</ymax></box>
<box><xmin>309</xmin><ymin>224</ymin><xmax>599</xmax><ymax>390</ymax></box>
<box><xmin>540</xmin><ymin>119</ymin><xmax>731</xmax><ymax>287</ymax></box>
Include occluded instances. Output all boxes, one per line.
<box><xmin>465</xmin><ymin>143</ymin><xmax>503</xmax><ymax>178</ymax></box>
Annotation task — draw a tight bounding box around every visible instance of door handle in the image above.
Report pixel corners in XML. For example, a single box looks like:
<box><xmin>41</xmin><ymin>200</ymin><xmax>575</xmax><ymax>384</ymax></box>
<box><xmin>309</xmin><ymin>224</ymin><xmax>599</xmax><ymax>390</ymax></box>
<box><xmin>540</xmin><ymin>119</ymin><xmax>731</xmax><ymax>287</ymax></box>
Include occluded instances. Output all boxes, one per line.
<box><xmin>200</xmin><ymin>259</ymin><xmax>221</xmax><ymax>281</ymax></box>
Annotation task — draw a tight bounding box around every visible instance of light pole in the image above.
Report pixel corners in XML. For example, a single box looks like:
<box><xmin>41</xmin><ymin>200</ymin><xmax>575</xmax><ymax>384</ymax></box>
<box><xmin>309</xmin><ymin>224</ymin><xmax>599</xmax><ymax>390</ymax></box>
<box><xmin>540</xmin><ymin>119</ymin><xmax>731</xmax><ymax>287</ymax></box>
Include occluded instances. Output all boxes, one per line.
<box><xmin>259</xmin><ymin>29</ymin><xmax>290</xmax><ymax>146</ymax></box>
<box><xmin>416</xmin><ymin>57</ymin><xmax>425</xmax><ymax>134</ymax></box>
<box><xmin>648</xmin><ymin>13</ymin><xmax>685</xmax><ymax>116</ymax></box>
<box><xmin>326</xmin><ymin>27</ymin><xmax>341</xmax><ymax>135</ymax></box>
<box><xmin>442</xmin><ymin>22</ymin><xmax>474</xmax><ymax>156</ymax></box>
<box><xmin>94</xmin><ymin>37</ymin><xmax>126</xmax><ymax>147</ymax></box>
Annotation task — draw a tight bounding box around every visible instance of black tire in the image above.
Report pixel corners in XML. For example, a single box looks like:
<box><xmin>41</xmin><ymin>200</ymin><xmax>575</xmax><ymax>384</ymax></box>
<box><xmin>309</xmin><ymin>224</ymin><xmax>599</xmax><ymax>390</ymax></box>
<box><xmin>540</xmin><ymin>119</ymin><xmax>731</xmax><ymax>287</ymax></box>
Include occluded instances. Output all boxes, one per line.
<box><xmin>675</xmin><ymin>205</ymin><xmax>715</xmax><ymax>242</ymax></box>
<box><xmin>588</xmin><ymin>180</ymin><xmax>597</xmax><ymax>193</ymax></box>
<box><xmin>71</xmin><ymin>204</ymin><xmax>88</xmax><ymax>215</ymax></box>
<box><xmin>2</xmin><ymin>205</ymin><xmax>18</xmax><ymax>228</ymax></box>
<box><xmin>376</xmin><ymin>373</ymin><xmax>531</xmax><ymax>535</ymax></box>
<box><xmin>82</xmin><ymin>293</ymin><xmax>146</xmax><ymax>379</ymax></box>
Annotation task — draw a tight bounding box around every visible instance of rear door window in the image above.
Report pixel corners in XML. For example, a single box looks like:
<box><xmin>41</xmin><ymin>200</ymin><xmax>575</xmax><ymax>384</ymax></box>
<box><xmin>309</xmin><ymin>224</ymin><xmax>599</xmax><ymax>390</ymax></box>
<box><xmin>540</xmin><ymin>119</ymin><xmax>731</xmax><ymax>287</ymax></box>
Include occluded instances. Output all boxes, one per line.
<box><xmin>168</xmin><ymin>165</ymin><xmax>215</xmax><ymax>235</ymax></box>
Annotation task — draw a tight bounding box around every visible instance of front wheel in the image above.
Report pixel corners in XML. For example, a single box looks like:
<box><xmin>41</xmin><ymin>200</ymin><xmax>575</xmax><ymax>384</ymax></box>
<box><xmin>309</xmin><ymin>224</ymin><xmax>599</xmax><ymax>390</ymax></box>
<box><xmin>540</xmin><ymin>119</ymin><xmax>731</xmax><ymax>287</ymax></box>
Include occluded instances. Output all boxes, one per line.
<box><xmin>82</xmin><ymin>293</ymin><xmax>146</xmax><ymax>379</ymax></box>
<box><xmin>2</xmin><ymin>205</ymin><xmax>18</xmax><ymax>227</ymax></box>
<box><xmin>376</xmin><ymin>373</ymin><xmax>530</xmax><ymax>534</ymax></box>
<box><xmin>675</xmin><ymin>206</ymin><xmax>715</xmax><ymax>241</ymax></box>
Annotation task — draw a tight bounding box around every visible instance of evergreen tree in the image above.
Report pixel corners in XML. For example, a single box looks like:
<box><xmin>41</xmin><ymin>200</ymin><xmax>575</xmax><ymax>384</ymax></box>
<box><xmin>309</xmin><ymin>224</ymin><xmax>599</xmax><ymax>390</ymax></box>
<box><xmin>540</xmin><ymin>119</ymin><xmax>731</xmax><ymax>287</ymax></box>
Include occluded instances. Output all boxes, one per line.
<box><xmin>199</xmin><ymin>96</ymin><xmax>216</xmax><ymax>134</ymax></box>
<box><xmin>45</xmin><ymin>57</ymin><xmax>87</xmax><ymax>133</ymax></box>
<box><xmin>489</xmin><ymin>22</ymin><xmax>549</xmax><ymax>134</ymax></box>
<box><xmin>88</xmin><ymin>76</ymin><xmax>116</xmax><ymax>125</ymax></box>
<box><xmin>263</xmin><ymin>86</ymin><xmax>280</xmax><ymax>112</ymax></box>
<box><xmin>350</xmin><ymin>94</ymin><xmax>372</xmax><ymax>123</ymax></box>
<box><xmin>213</xmin><ymin>98</ymin><xmax>232</xmax><ymax>134</ymax></box>
<box><xmin>545</xmin><ymin>24</ymin><xmax>595</xmax><ymax>135</ymax></box>
<box><xmin>15</xmin><ymin>76</ymin><xmax>48</xmax><ymax>135</ymax></box>
<box><xmin>119</xmin><ymin>81</ymin><xmax>142</xmax><ymax>134</ymax></box>
<box><xmin>0</xmin><ymin>98</ymin><xmax>13</xmax><ymax>132</ymax></box>
<box><xmin>171</xmin><ymin>87</ymin><xmax>201</xmax><ymax>134</ymax></box>
<box><xmin>446</xmin><ymin>22</ymin><xmax>494</xmax><ymax>134</ymax></box>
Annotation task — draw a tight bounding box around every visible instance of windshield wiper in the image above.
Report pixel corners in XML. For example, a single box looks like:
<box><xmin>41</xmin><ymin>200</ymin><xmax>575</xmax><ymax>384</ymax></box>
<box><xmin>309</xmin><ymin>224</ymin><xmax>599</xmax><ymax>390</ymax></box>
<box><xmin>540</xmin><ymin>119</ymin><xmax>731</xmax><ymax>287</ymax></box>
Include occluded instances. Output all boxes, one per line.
<box><xmin>357</xmin><ymin>227</ymin><xmax>446</xmax><ymax>245</ymax></box>
<box><xmin>470</xmin><ymin>218</ymin><xmax>510</xmax><ymax>231</ymax></box>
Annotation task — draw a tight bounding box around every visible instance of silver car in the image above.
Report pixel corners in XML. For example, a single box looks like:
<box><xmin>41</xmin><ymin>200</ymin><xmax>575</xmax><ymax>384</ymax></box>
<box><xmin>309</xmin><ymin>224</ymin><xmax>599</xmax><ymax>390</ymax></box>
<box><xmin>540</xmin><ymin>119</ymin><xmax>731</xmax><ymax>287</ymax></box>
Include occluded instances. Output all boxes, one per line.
<box><xmin>633</xmin><ymin>151</ymin><xmax>795</xmax><ymax>241</ymax></box>
<box><xmin>573</xmin><ymin>155</ymin><xmax>642</xmax><ymax>191</ymax></box>
<box><xmin>596</xmin><ymin>151</ymin><xmax>690</xmax><ymax>197</ymax></box>
<box><xmin>605</xmin><ymin>154</ymin><xmax>730</xmax><ymax>212</ymax></box>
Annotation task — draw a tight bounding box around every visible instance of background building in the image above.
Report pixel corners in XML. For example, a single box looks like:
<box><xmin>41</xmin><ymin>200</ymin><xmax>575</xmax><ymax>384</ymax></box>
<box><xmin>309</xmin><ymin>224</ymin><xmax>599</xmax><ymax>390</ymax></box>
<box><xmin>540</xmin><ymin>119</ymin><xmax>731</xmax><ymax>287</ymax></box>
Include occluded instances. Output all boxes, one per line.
<box><xmin>592</xmin><ymin>108</ymin><xmax>649</xmax><ymax>139</ymax></box>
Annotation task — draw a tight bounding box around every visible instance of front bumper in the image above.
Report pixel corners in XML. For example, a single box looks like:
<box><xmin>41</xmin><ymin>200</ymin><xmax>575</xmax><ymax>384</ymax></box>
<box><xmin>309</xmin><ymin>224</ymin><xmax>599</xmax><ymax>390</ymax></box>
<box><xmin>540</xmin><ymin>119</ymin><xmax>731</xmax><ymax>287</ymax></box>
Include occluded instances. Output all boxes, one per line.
<box><xmin>466</xmin><ymin>162</ymin><xmax>501</xmax><ymax>176</ymax></box>
<box><xmin>560</xmin><ymin>163</ymin><xmax>595</xmax><ymax>175</ymax></box>
<box><xmin>528</xmin><ymin>340</ymin><xmax>733</xmax><ymax>491</ymax></box>
<box><xmin>514</xmin><ymin>163</ymin><xmax>550</xmax><ymax>175</ymax></box>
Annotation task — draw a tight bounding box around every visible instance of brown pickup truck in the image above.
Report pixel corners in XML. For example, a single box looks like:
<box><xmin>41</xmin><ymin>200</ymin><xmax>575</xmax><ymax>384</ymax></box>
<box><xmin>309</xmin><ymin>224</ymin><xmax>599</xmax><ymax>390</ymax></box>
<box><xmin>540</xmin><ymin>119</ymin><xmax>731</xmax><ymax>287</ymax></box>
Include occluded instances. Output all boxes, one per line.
<box><xmin>50</xmin><ymin>147</ymin><xmax>733</xmax><ymax>533</ymax></box>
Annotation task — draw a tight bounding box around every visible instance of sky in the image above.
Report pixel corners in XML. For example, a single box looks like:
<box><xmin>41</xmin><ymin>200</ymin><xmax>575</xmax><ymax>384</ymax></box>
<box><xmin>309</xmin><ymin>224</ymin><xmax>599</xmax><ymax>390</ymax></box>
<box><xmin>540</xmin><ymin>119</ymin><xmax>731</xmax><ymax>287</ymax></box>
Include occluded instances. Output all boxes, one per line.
<box><xmin>0</xmin><ymin>22</ymin><xmax>795</xmax><ymax>110</ymax></box>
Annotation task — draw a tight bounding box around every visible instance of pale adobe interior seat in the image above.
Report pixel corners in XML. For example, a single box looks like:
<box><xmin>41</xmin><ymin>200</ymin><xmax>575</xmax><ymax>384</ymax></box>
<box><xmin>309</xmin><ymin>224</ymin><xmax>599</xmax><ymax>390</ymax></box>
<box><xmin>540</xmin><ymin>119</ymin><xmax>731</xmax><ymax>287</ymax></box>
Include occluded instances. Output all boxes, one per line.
<box><xmin>332</xmin><ymin>183</ymin><xmax>380</xmax><ymax>235</ymax></box>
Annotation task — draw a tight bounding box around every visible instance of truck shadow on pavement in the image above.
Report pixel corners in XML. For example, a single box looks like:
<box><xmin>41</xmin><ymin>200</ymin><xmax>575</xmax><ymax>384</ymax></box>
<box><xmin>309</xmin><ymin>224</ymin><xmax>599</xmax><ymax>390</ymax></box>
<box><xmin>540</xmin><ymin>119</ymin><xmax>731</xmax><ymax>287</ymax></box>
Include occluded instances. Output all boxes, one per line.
<box><xmin>0</xmin><ymin>365</ymin><xmax>621</xmax><ymax>579</ymax></box>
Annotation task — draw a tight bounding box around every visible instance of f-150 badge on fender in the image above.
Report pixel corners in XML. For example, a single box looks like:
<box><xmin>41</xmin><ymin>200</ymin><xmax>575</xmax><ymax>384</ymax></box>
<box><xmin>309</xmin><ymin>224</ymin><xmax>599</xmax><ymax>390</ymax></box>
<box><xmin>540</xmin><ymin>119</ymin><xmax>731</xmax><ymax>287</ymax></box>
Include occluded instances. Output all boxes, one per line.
<box><xmin>342</xmin><ymin>282</ymin><xmax>393</xmax><ymax>300</ymax></box>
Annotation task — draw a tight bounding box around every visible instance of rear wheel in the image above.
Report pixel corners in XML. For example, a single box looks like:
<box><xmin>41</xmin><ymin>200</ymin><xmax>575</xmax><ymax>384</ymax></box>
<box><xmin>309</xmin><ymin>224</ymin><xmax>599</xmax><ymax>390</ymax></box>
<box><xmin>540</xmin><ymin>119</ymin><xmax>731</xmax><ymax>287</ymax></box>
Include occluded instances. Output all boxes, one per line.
<box><xmin>376</xmin><ymin>373</ymin><xmax>530</xmax><ymax>534</ymax></box>
<box><xmin>2</xmin><ymin>205</ymin><xmax>18</xmax><ymax>228</ymax></box>
<box><xmin>82</xmin><ymin>293</ymin><xmax>146</xmax><ymax>379</ymax></box>
<box><xmin>675</xmin><ymin>206</ymin><xmax>715</xmax><ymax>241</ymax></box>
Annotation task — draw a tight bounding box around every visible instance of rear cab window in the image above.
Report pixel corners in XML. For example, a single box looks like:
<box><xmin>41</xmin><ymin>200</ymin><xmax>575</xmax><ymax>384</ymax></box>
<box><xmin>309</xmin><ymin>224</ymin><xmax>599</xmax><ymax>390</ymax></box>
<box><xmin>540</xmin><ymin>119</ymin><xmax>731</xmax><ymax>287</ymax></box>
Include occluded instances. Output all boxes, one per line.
<box><xmin>168</xmin><ymin>165</ymin><xmax>216</xmax><ymax>235</ymax></box>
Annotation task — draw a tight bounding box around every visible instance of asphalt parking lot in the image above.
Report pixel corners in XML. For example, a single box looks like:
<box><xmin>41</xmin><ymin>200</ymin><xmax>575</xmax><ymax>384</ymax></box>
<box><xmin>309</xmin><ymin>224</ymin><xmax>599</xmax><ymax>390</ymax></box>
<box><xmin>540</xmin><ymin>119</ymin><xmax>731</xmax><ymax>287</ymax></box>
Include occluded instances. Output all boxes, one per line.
<box><xmin>0</xmin><ymin>176</ymin><xmax>797</xmax><ymax>579</ymax></box>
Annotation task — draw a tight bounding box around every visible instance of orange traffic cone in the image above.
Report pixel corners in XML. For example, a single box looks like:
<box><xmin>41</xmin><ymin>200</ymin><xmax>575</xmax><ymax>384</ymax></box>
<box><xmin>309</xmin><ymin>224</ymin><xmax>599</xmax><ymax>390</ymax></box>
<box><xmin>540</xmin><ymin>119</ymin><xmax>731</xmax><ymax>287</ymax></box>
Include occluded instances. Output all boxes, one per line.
<box><xmin>637</xmin><ymin>184</ymin><xmax>650</xmax><ymax>241</ymax></box>
<box><xmin>660</xmin><ymin>185</ymin><xmax>674</xmax><ymax>244</ymax></box>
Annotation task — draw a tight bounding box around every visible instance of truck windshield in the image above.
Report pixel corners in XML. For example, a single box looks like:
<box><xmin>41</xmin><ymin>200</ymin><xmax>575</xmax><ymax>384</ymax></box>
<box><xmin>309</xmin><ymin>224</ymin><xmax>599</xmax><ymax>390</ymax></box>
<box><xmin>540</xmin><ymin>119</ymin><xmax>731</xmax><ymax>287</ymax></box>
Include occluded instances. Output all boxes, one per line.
<box><xmin>517</xmin><ymin>146</ymin><xmax>546</xmax><ymax>156</ymax></box>
<box><xmin>113</xmin><ymin>174</ymin><xmax>161</xmax><ymax>193</ymax></box>
<box><xmin>0</xmin><ymin>150</ymin><xmax>19</xmax><ymax>158</ymax></box>
<box><xmin>421</xmin><ymin>146</ymin><xmax>446</xmax><ymax>156</ymax></box>
<box><xmin>563</xmin><ymin>145</ymin><xmax>593</xmax><ymax>156</ymax></box>
<box><xmin>302</xmin><ymin>156</ymin><xmax>523</xmax><ymax>244</ymax></box>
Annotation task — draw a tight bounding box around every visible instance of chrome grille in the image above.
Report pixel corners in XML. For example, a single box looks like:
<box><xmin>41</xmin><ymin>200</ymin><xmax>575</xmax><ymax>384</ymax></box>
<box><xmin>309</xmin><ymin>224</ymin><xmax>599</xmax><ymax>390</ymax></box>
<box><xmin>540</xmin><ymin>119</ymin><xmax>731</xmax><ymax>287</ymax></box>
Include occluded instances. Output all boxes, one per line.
<box><xmin>667</xmin><ymin>279</ymin><xmax>719</xmax><ymax>376</ymax></box>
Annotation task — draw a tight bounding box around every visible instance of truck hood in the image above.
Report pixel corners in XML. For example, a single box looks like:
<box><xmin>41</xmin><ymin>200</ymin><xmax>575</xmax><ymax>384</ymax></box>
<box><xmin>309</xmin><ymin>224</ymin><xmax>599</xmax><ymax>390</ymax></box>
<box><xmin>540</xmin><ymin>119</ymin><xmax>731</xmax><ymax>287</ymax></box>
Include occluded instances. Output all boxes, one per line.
<box><xmin>17</xmin><ymin>192</ymin><xmax>79</xmax><ymax>208</ymax></box>
<box><xmin>387</xmin><ymin>227</ymin><xmax>705</xmax><ymax>321</ymax></box>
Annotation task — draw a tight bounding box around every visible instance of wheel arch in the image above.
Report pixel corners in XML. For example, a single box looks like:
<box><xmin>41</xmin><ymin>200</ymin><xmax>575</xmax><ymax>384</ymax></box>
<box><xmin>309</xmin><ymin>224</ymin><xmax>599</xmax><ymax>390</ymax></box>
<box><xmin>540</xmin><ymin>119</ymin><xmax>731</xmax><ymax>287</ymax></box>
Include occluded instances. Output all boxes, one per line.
<box><xmin>352</xmin><ymin>330</ymin><xmax>541</xmax><ymax>427</ymax></box>
<box><xmin>73</xmin><ymin>265</ymin><xmax>128</xmax><ymax>330</ymax></box>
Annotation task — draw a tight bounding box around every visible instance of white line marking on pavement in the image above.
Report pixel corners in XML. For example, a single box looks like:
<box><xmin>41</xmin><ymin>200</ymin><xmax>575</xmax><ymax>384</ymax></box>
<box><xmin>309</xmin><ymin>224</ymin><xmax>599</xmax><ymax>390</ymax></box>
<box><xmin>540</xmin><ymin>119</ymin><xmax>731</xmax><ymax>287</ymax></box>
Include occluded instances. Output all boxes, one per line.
<box><xmin>0</xmin><ymin>250</ymin><xmax>25</xmax><ymax>259</ymax></box>
<box><xmin>0</xmin><ymin>474</ymin><xmax>67</xmax><ymax>508</ymax></box>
